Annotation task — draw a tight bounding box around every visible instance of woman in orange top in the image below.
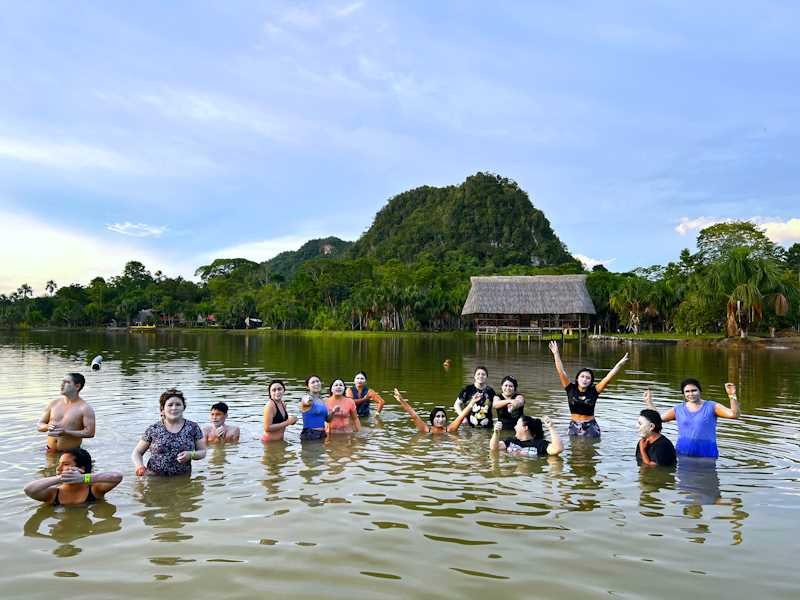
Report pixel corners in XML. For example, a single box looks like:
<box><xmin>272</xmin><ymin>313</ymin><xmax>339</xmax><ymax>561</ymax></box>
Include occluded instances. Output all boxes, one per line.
<box><xmin>346</xmin><ymin>371</ymin><xmax>385</xmax><ymax>417</ymax></box>
<box><xmin>326</xmin><ymin>379</ymin><xmax>361</xmax><ymax>434</ymax></box>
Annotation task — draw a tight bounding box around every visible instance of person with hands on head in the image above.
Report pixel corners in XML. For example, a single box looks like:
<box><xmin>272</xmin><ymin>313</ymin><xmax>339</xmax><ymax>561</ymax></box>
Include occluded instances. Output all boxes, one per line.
<box><xmin>346</xmin><ymin>371</ymin><xmax>385</xmax><ymax>417</ymax></box>
<box><xmin>493</xmin><ymin>375</ymin><xmax>525</xmax><ymax>430</ymax></box>
<box><xmin>37</xmin><ymin>372</ymin><xmax>95</xmax><ymax>452</ymax></box>
<box><xmin>490</xmin><ymin>416</ymin><xmax>563</xmax><ymax>457</ymax></box>
<box><xmin>326</xmin><ymin>378</ymin><xmax>361</xmax><ymax>434</ymax></box>
<box><xmin>131</xmin><ymin>388</ymin><xmax>207</xmax><ymax>476</ymax></box>
<box><xmin>636</xmin><ymin>407</ymin><xmax>676</xmax><ymax>466</ymax></box>
<box><xmin>24</xmin><ymin>448</ymin><xmax>122</xmax><ymax>505</ymax></box>
<box><xmin>454</xmin><ymin>366</ymin><xmax>496</xmax><ymax>429</ymax></box>
<box><xmin>262</xmin><ymin>380</ymin><xmax>298</xmax><ymax>442</ymax></box>
<box><xmin>548</xmin><ymin>341</ymin><xmax>629</xmax><ymax>437</ymax></box>
<box><xmin>643</xmin><ymin>380</ymin><xmax>740</xmax><ymax>459</ymax></box>
<box><xmin>299</xmin><ymin>375</ymin><xmax>332</xmax><ymax>441</ymax></box>
<box><xmin>203</xmin><ymin>402</ymin><xmax>240</xmax><ymax>443</ymax></box>
<box><xmin>394</xmin><ymin>389</ymin><xmax>481</xmax><ymax>433</ymax></box>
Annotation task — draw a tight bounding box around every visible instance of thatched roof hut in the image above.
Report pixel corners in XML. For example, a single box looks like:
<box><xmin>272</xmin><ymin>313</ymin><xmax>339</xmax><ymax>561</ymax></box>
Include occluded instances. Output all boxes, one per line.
<box><xmin>461</xmin><ymin>275</ymin><xmax>595</xmax><ymax>331</ymax></box>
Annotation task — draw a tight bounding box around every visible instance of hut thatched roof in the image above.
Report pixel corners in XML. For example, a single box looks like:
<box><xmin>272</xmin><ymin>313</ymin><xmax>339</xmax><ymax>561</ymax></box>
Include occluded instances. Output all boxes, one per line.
<box><xmin>461</xmin><ymin>275</ymin><xmax>596</xmax><ymax>316</ymax></box>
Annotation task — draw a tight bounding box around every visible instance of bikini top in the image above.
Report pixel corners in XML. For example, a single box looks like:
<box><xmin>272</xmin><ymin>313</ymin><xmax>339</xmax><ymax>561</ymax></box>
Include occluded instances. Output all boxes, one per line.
<box><xmin>53</xmin><ymin>486</ymin><xmax>97</xmax><ymax>506</ymax></box>
<box><xmin>270</xmin><ymin>399</ymin><xmax>288</xmax><ymax>424</ymax></box>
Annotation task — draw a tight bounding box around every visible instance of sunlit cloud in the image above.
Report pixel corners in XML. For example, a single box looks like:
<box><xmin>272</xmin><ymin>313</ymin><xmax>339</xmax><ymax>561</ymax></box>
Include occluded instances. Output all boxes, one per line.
<box><xmin>335</xmin><ymin>2</ymin><xmax>365</xmax><ymax>18</ymax></box>
<box><xmin>0</xmin><ymin>210</ymin><xmax>186</xmax><ymax>294</ymax></box>
<box><xmin>107</xmin><ymin>222</ymin><xmax>168</xmax><ymax>237</ymax></box>
<box><xmin>574</xmin><ymin>254</ymin><xmax>616</xmax><ymax>270</ymax></box>
<box><xmin>675</xmin><ymin>216</ymin><xmax>726</xmax><ymax>235</ymax></box>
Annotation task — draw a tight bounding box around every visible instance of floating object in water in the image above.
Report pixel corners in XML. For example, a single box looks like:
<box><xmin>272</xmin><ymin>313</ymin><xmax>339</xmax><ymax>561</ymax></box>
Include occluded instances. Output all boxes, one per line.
<box><xmin>90</xmin><ymin>355</ymin><xmax>103</xmax><ymax>371</ymax></box>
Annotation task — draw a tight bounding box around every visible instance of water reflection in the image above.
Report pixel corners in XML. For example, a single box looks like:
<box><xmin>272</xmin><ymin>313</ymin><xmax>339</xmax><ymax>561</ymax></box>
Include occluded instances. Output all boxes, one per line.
<box><xmin>23</xmin><ymin>501</ymin><xmax>122</xmax><ymax>556</ymax></box>
<box><xmin>563</xmin><ymin>437</ymin><xmax>603</xmax><ymax>512</ymax></box>
<box><xmin>133</xmin><ymin>477</ymin><xmax>205</xmax><ymax>542</ymax></box>
<box><xmin>638</xmin><ymin>466</ymin><xmax>676</xmax><ymax>515</ymax></box>
<box><xmin>261</xmin><ymin>441</ymin><xmax>292</xmax><ymax>498</ymax></box>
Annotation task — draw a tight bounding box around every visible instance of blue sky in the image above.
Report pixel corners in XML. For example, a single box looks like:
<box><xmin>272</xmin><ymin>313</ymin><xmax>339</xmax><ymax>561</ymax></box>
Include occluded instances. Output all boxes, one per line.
<box><xmin>2</xmin><ymin>1</ymin><xmax>799</xmax><ymax>293</ymax></box>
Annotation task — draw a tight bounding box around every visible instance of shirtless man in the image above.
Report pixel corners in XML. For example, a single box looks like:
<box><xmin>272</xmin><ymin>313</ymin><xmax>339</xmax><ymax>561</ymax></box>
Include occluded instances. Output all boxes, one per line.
<box><xmin>202</xmin><ymin>402</ymin><xmax>240</xmax><ymax>443</ymax></box>
<box><xmin>37</xmin><ymin>373</ymin><xmax>96</xmax><ymax>452</ymax></box>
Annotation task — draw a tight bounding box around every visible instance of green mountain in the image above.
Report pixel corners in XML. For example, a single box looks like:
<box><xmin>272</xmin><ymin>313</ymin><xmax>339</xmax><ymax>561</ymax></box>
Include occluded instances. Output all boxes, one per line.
<box><xmin>349</xmin><ymin>172</ymin><xmax>575</xmax><ymax>267</ymax></box>
<box><xmin>263</xmin><ymin>236</ymin><xmax>353</xmax><ymax>280</ymax></box>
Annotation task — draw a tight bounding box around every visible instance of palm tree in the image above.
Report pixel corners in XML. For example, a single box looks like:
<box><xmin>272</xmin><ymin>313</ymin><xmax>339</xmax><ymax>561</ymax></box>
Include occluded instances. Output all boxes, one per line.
<box><xmin>45</xmin><ymin>280</ymin><xmax>57</xmax><ymax>296</ymax></box>
<box><xmin>609</xmin><ymin>277</ymin><xmax>653</xmax><ymax>334</ymax></box>
<box><xmin>706</xmin><ymin>247</ymin><xmax>786</xmax><ymax>337</ymax></box>
<box><xmin>17</xmin><ymin>284</ymin><xmax>33</xmax><ymax>299</ymax></box>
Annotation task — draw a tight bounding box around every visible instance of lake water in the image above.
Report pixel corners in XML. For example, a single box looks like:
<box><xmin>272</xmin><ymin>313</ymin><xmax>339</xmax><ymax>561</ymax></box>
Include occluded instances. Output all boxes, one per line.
<box><xmin>1</xmin><ymin>330</ymin><xmax>798</xmax><ymax>598</ymax></box>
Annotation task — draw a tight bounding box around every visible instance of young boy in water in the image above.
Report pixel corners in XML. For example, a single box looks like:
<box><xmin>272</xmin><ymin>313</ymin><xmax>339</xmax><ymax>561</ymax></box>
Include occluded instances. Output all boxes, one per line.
<box><xmin>203</xmin><ymin>402</ymin><xmax>240</xmax><ymax>443</ymax></box>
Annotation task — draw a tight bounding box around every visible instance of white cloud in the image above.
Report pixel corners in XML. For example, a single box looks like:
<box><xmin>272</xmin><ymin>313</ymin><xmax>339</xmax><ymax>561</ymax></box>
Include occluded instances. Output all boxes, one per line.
<box><xmin>758</xmin><ymin>217</ymin><xmax>800</xmax><ymax>245</ymax></box>
<box><xmin>574</xmin><ymin>254</ymin><xmax>616</xmax><ymax>270</ymax></box>
<box><xmin>675</xmin><ymin>215</ymin><xmax>800</xmax><ymax>245</ymax></box>
<box><xmin>0</xmin><ymin>135</ymin><xmax>140</xmax><ymax>173</ymax></box>
<box><xmin>107</xmin><ymin>222</ymin><xmax>168</xmax><ymax>237</ymax></box>
<box><xmin>675</xmin><ymin>216</ymin><xmax>727</xmax><ymax>235</ymax></box>
<box><xmin>0</xmin><ymin>210</ymin><xmax>188</xmax><ymax>294</ymax></box>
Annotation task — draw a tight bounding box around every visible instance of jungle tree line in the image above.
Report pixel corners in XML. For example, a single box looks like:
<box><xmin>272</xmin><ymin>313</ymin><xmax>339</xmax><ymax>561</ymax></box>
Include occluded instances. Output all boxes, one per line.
<box><xmin>2</xmin><ymin>221</ymin><xmax>799</xmax><ymax>336</ymax></box>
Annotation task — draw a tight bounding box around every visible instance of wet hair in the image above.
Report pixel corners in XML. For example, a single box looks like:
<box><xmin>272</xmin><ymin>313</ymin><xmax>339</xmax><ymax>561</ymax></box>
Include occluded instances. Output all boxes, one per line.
<box><xmin>520</xmin><ymin>415</ymin><xmax>544</xmax><ymax>440</ymax></box>
<box><xmin>268</xmin><ymin>380</ymin><xmax>286</xmax><ymax>395</ymax></box>
<box><xmin>354</xmin><ymin>371</ymin><xmax>368</xmax><ymax>380</ymax></box>
<box><xmin>575</xmin><ymin>368</ymin><xmax>595</xmax><ymax>386</ymax></box>
<box><xmin>640</xmin><ymin>409</ymin><xmax>663</xmax><ymax>432</ymax></box>
<box><xmin>329</xmin><ymin>378</ymin><xmax>346</xmax><ymax>396</ymax></box>
<box><xmin>474</xmin><ymin>366</ymin><xmax>488</xmax><ymax>377</ymax></box>
<box><xmin>67</xmin><ymin>372</ymin><xmax>86</xmax><ymax>391</ymax></box>
<box><xmin>159</xmin><ymin>388</ymin><xmax>186</xmax><ymax>411</ymax></box>
<box><xmin>210</xmin><ymin>402</ymin><xmax>228</xmax><ymax>414</ymax></box>
<box><xmin>62</xmin><ymin>447</ymin><xmax>93</xmax><ymax>473</ymax></box>
<box><xmin>429</xmin><ymin>407</ymin><xmax>447</xmax><ymax>425</ymax></box>
<box><xmin>304</xmin><ymin>374</ymin><xmax>321</xmax><ymax>388</ymax></box>
<box><xmin>500</xmin><ymin>376</ymin><xmax>518</xmax><ymax>393</ymax></box>
<box><xmin>680</xmin><ymin>378</ymin><xmax>702</xmax><ymax>393</ymax></box>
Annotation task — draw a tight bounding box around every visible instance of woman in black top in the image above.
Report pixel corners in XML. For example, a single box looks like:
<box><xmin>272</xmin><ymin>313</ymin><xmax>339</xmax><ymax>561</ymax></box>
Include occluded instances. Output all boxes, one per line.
<box><xmin>24</xmin><ymin>448</ymin><xmax>122</xmax><ymax>505</ymax></box>
<box><xmin>493</xmin><ymin>375</ymin><xmax>525</xmax><ymax>430</ymax></box>
<box><xmin>490</xmin><ymin>416</ymin><xmax>563</xmax><ymax>457</ymax></box>
<box><xmin>453</xmin><ymin>366</ymin><xmax>496</xmax><ymax>428</ymax></box>
<box><xmin>636</xmin><ymin>409</ymin><xmax>677</xmax><ymax>466</ymax></box>
<box><xmin>548</xmin><ymin>341</ymin><xmax>629</xmax><ymax>437</ymax></box>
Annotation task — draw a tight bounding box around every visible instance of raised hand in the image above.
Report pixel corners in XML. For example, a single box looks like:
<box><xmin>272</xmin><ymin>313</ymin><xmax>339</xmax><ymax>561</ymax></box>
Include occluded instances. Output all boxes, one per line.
<box><xmin>469</xmin><ymin>392</ymin><xmax>482</xmax><ymax>406</ymax></box>
<box><xmin>493</xmin><ymin>421</ymin><xmax>503</xmax><ymax>432</ymax></box>
<box><xmin>619</xmin><ymin>352</ymin><xmax>629</xmax><ymax>365</ymax></box>
<box><xmin>393</xmin><ymin>388</ymin><xmax>403</xmax><ymax>402</ymax></box>
<box><xmin>643</xmin><ymin>389</ymin><xmax>652</xmax><ymax>404</ymax></box>
<box><xmin>543</xmin><ymin>416</ymin><xmax>552</xmax><ymax>428</ymax></box>
<box><xmin>725</xmin><ymin>382</ymin><xmax>737</xmax><ymax>397</ymax></box>
<box><xmin>58</xmin><ymin>467</ymin><xmax>85</xmax><ymax>484</ymax></box>
<box><xmin>548</xmin><ymin>341</ymin><xmax>559</xmax><ymax>356</ymax></box>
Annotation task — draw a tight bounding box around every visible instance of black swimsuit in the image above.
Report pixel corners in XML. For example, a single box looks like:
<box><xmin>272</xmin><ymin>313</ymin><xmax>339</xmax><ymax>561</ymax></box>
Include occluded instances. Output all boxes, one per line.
<box><xmin>270</xmin><ymin>399</ymin><xmax>288</xmax><ymax>424</ymax></box>
<box><xmin>53</xmin><ymin>486</ymin><xmax>97</xmax><ymax>506</ymax></box>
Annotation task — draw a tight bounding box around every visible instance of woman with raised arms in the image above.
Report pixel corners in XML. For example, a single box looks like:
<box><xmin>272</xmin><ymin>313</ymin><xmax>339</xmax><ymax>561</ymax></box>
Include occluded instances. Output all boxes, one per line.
<box><xmin>490</xmin><ymin>416</ymin><xmax>563</xmax><ymax>457</ymax></box>
<box><xmin>262</xmin><ymin>380</ymin><xmax>298</xmax><ymax>442</ymax></box>
<box><xmin>326</xmin><ymin>378</ymin><xmax>361</xmax><ymax>434</ymax></box>
<box><xmin>493</xmin><ymin>375</ymin><xmax>525</xmax><ymax>430</ymax></box>
<box><xmin>132</xmin><ymin>388</ymin><xmax>207</xmax><ymax>476</ymax></box>
<box><xmin>548</xmin><ymin>341</ymin><xmax>629</xmax><ymax>437</ymax></box>
<box><xmin>394</xmin><ymin>388</ymin><xmax>481</xmax><ymax>433</ymax></box>
<box><xmin>643</xmin><ymin>379</ymin><xmax>740</xmax><ymax>459</ymax></box>
<box><xmin>24</xmin><ymin>448</ymin><xmax>122</xmax><ymax>505</ymax></box>
<box><xmin>346</xmin><ymin>371</ymin><xmax>385</xmax><ymax>417</ymax></box>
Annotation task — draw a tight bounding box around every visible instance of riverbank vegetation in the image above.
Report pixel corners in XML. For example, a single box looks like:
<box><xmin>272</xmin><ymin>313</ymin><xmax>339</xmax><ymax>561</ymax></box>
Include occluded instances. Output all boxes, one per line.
<box><xmin>2</xmin><ymin>174</ymin><xmax>798</xmax><ymax>338</ymax></box>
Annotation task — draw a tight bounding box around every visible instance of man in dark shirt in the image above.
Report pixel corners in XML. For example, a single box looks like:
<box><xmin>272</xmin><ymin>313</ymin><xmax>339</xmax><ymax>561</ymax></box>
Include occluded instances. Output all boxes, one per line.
<box><xmin>636</xmin><ymin>409</ymin><xmax>677</xmax><ymax>467</ymax></box>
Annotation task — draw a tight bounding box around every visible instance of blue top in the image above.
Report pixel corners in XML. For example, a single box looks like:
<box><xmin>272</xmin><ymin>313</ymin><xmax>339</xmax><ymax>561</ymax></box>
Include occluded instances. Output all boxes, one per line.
<box><xmin>302</xmin><ymin>396</ymin><xmax>328</xmax><ymax>429</ymax></box>
<box><xmin>675</xmin><ymin>401</ymin><xmax>718</xmax><ymax>458</ymax></box>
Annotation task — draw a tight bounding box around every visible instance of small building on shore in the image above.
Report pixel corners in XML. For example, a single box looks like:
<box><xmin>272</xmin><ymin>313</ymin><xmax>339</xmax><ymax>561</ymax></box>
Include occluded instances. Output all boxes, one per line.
<box><xmin>461</xmin><ymin>275</ymin><xmax>596</xmax><ymax>336</ymax></box>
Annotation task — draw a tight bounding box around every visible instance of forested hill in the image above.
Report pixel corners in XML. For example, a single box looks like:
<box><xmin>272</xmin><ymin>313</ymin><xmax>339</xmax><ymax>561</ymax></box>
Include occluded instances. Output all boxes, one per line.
<box><xmin>349</xmin><ymin>172</ymin><xmax>575</xmax><ymax>268</ymax></box>
<box><xmin>263</xmin><ymin>236</ymin><xmax>352</xmax><ymax>281</ymax></box>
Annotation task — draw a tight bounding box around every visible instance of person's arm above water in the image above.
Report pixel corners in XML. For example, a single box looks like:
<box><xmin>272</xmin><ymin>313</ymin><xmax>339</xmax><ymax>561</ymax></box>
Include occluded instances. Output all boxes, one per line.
<box><xmin>595</xmin><ymin>353</ymin><xmax>629</xmax><ymax>393</ymax></box>
<box><xmin>643</xmin><ymin>388</ymin><xmax>676</xmax><ymax>422</ymax></box>
<box><xmin>714</xmin><ymin>383</ymin><xmax>741</xmax><ymax>419</ymax></box>
<box><xmin>544</xmin><ymin>417</ymin><xmax>563</xmax><ymax>456</ymax></box>
<box><xmin>61</xmin><ymin>404</ymin><xmax>96</xmax><ymax>439</ymax></box>
<box><xmin>393</xmin><ymin>389</ymin><xmax>429</xmax><ymax>433</ymax></box>
<box><xmin>548</xmin><ymin>341</ymin><xmax>571</xmax><ymax>388</ymax></box>
<box><xmin>264</xmin><ymin>403</ymin><xmax>296</xmax><ymax>433</ymax></box>
<box><xmin>447</xmin><ymin>392</ymin><xmax>481</xmax><ymax>433</ymax></box>
<box><xmin>37</xmin><ymin>400</ymin><xmax>54</xmax><ymax>433</ymax></box>
<box><xmin>132</xmin><ymin>438</ymin><xmax>150</xmax><ymax>476</ymax></box>
<box><xmin>84</xmin><ymin>471</ymin><xmax>123</xmax><ymax>499</ymax></box>
<box><xmin>490</xmin><ymin>421</ymin><xmax>507</xmax><ymax>452</ymax></box>
<box><xmin>226</xmin><ymin>425</ymin><xmax>240</xmax><ymax>442</ymax></box>
<box><xmin>492</xmin><ymin>395</ymin><xmax>512</xmax><ymax>410</ymax></box>
<box><xmin>370</xmin><ymin>389</ymin><xmax>385</xmax><ymax>414</ymax></box>
<box><xmin>349</xmin><ymin>400</ymin><xmax>361</xmax><ymax>432</ymax></box>
<box><xmin>23</xmin><ymin>475</ymin><xmax>62</xmax><ymax>502</ymax></box>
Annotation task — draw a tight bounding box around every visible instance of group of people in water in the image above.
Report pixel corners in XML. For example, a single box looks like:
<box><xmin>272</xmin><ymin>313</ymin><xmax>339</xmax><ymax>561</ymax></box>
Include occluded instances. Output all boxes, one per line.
<box><xmin>25</xmin><ymin>341</ymin><xmax>742</xmax><ymax>506</ymax></box>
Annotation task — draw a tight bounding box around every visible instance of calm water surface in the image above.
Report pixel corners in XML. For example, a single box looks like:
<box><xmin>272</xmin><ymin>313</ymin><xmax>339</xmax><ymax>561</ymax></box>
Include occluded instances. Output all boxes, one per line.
<box><xmin>1</xmin><ymin>331</ymin><xmax>798</xmax><ymax>599</ymax></box>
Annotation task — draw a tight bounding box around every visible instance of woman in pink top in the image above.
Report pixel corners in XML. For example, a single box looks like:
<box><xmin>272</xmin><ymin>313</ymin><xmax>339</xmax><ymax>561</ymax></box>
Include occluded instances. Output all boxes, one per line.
<box><xmin>326</xmin><ymin>378</ymin><xmax>361</xmax><ymax>434</ymax></box>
